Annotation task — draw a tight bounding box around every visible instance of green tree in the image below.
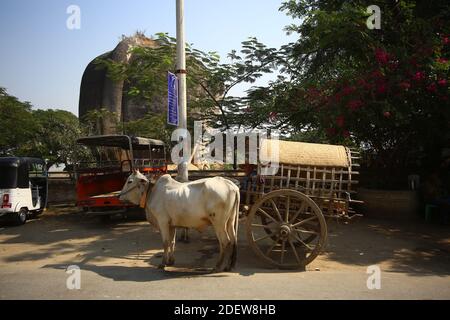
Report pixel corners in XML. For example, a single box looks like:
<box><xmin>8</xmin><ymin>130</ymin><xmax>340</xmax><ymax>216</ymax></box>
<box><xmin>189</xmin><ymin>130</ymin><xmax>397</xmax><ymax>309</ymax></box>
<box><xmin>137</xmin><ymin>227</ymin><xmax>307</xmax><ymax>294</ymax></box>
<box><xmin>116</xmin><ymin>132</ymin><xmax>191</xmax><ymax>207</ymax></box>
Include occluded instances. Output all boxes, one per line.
<box><xmin>98</xmin><ymin>32</ymin><xmax>280</xmax><ymax>130</ymax></box>
<box><xmin>244</xmin><ymin>0</ymin><xmax>450</xmax><ymax>187</ymax></box>
<box><xmin>123</xmin><ymin>112</ymin><xmax>171</xmax><ymax>146</ymax></box>
<box><xmin>0</xmin><ymin>88</ymin><xmax>83</xmax><ymax>169</ymax></box>
<box><xmin>0</xmin><ymin>88</ymin><xmax>37</xmax><ymax>155</ymax></box>
<box><xmin>27</xmin><ymin>109</ymin><xmax>82</xmax><ymax>169</ymax></box>
<box><xmin>82</xmin><ymin>108</ymin><xmax>119</xmax><ymax>136</ymax></box>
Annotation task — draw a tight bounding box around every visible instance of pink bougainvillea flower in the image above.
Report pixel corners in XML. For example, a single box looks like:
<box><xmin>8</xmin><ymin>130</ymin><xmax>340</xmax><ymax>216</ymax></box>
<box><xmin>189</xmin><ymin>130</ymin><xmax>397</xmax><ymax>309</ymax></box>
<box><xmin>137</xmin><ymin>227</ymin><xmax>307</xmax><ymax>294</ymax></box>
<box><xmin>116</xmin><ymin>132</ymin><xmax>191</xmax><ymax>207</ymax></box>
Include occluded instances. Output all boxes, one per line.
<box><xmin>375</xmin><ymin>48</ymin><xmax>390</xmax><ymax>64</ymax></box>
<box><xmin>326</xmin><ymin>127</ymin><xmax>336</xmax><ymax>136</ymax></box>
<box><xmin>440</xmin><ymin>95</ymin><xmax>448</xmax><ymax>101</ymax></box>
<box><xmin>364</xmin><ymin>82</ymin><xmax>374</xmax><ymax>90</ymax></box>
<box><xmin>342</xmin><ymin>86</ymin><xmax>355</xmax><ymax>96</ymax></box>
<box><xmin>427</xmin><ymin>83</ymin><xmax>437</xmax><ymax>93</ymax></box>
<box><xmin>376</xmin><ymin>83</ymin><xmax>387</xmax><ymax>94</ymax></box>
<box><xmin>307</xmin><ymin>87</ymin><xmax>321</xmax><ymax>98</ymax></box>
<box><xmin>383</xmin><ymin>111</ymin><xmax>391</xmax><ymax>118</ymax></box>
<box><xmin>357</xmin><ymin>78</ymin><xmax>366</xmax><ymax>86</ymax></box>
<box><xmin>409</xmin><ymin>57</ymin><xmax>418</xmax><ymax>67</ymax></box>
<box><xmin>413</xmin><ymin>71</ymin><xmax>425</xmax><ymax>81</ymax></box>
<box><xmin>443</xmin><ymin>37</ymin><xmax>449</xmax><ymax>45</ymax></box>
<box><xmin>437</xmin><ymin>58</ymin><xmax>448</xmax><ymax>64</ymax></box>
<box><xmin>347</xmin><ymin>100</ymin><xmax>363</xmax><ymax>111</ymax></box>
<box><xmin>336</xmin><ymin>115</ymin><xmax>345</xmax><ymax>128</ymax></box>
<box><xmin>334</xmin><ymin>92</ymin><xmax>342</xmax><ymax>102</ymax></box>
<box><xmin>399</xmin><ymin>81</ymin><xmax>411</xmax><ymax>90</ymax></box>
<box><xmin>269</xmin><ymin>112</ymin><xmax>278</xmax><ymax>121</ymax></box>
<box><xmin>371</xmin><ymin>70</ymin><xmax>383</xmax><ymax>78</ymax></box>
<box><xmin>342</xmin><ymin>130</ymin><xmax>350</xmax><ymax>138</ymax></box>
<box><xmin>357</xmin><ymin>78</ymin><xmax>373</xmax><ymax>91</ymax></box>
<box><xmin>438</xmin><ymin>78</ymin><xmax>447</xmax><ymax>87</ymax></box>
<box><xmin>388</xmin><ymin>61</ymin><xmax>399</xmax><ymax>71</ymax></box>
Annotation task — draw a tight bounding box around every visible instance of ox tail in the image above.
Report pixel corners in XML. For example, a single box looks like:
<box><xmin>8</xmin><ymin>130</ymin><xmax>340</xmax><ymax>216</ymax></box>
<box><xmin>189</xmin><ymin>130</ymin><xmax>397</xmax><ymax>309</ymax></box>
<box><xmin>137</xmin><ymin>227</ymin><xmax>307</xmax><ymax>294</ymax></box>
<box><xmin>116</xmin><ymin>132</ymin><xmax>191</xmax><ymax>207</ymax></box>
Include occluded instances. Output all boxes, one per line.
<box><xmin>230</xmin><ymin>189</ymin><xmax>240</xmax><ymax>269</ymax></box>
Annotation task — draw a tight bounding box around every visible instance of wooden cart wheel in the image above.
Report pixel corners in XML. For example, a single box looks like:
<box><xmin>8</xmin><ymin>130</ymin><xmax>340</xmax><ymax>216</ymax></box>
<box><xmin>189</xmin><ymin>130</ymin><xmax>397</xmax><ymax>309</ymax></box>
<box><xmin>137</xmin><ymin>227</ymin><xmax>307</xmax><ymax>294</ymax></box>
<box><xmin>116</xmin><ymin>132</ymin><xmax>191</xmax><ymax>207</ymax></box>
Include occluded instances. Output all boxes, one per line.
<box><xmin>246</xmin><ymin>189</ymin><xmax>327</xmax><ymax>269</ymax></box>
<box><xmin>260</xmin><ymin>214</ymin><xmax>318</xmax><ymax>244</ymax></box>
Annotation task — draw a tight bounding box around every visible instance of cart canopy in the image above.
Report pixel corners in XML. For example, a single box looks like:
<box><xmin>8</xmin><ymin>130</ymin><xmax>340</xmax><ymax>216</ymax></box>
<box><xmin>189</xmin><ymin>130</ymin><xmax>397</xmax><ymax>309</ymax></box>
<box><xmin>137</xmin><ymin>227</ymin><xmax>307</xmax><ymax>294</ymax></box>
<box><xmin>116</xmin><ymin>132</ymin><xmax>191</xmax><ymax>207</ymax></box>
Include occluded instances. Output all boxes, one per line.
<box><xmin>260</xmin><ymin>139</ymin><xmax>351</xmax><ymax>168</ymax></box>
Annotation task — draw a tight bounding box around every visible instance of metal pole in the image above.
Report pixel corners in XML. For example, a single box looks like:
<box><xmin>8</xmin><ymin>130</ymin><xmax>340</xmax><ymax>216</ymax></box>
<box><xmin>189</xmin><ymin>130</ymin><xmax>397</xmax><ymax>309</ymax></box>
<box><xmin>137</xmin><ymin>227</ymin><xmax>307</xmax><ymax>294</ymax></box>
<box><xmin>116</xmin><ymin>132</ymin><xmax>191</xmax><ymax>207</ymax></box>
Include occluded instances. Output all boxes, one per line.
<box><xmin>176</xmin><ymin>0</ymin><xmax>188</xmax><ymax>182</ymax></box>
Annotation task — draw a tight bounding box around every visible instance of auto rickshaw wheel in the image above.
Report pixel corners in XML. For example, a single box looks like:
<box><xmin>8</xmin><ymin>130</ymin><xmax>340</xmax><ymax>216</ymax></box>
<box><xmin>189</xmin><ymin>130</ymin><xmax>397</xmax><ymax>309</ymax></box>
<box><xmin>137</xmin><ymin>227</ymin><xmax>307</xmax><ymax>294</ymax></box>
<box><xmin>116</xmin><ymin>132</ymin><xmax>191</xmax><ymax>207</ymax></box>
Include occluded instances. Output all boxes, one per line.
<box><xmin>99</xmin><ymin>214</ymin><xmax>111</xmax><ymax>223</ymax></box>
<box><xmin>15</xmin><ymin>208</ymin><xmax>28</xmax><ymax>225</ymax></box>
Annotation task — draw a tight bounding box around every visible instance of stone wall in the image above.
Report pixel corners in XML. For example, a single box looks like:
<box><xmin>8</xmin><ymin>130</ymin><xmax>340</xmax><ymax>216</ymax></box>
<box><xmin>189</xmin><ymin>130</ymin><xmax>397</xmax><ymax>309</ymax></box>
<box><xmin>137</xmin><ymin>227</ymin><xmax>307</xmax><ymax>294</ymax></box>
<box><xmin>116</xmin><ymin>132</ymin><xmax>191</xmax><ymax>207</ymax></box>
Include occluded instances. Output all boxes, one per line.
<box><xmin>357</xmin><ymin>188</ymin><xmax>421</xmax><ymax>220</ymax></box>
<box><xmin>47</xmin><ymin>179</ymin><xmax>76</xmax><ymax>205</ymax></box>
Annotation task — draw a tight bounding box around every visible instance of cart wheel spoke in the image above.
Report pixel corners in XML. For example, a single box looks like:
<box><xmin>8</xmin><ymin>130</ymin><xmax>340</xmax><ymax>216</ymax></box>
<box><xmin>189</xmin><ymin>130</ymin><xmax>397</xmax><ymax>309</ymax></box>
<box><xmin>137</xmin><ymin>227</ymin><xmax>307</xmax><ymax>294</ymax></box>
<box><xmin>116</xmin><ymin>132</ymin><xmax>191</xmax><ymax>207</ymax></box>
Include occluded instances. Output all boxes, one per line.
<box><xmin>293</xmin><ymin>228</ymin><xmax>319</xmax><ymax>235</ymax></box>
<box><xmin>265</xmin><ymin>236</ymin><xmax>281</xmax><ymax>256</ymax></box>
<box><xmin>285</xmin><ymin>196</ymin><xmax>290</xmax><ymax>223</ymax></box>
<box><xmin>288</xmin><ymin>239</ymin><xmax>303</xmax><ymax>264</ymax></box>
<box><xmin>251</xmin><ymin>223</ymin><xmax>278</xmax><ymax>229</ymax></box>
<box><xmin>269</xmin><ymin>199</ymin><xmax>283</xmax><ymax>222</ymax></box>
<box><xmin>292</xmin><ymin>215</ymin><xmax>318</xmax><ymax>227</ymax></box>
<box><xmin>257</xmin><ymin>208</ymin><xmax>278</xmax><ymax>224</ymax></box>
<box><xmin>280</xmin><ymin>240</ymin><xmax>286</xmax><ymax>264</ymax></box>
<box><xmin>289</xmin><ymin>202</ymin><xmax>306</xmax><ymax>224</ymax></box>
<box><xmin>254</xmin><ymin>231</ymin><xmax>278</xmax><ymax>242</ymax></box>
<box><xmin>292</xmin><ymin>233</ymin><xmax>315</xmax><ymax>251</ymax></box>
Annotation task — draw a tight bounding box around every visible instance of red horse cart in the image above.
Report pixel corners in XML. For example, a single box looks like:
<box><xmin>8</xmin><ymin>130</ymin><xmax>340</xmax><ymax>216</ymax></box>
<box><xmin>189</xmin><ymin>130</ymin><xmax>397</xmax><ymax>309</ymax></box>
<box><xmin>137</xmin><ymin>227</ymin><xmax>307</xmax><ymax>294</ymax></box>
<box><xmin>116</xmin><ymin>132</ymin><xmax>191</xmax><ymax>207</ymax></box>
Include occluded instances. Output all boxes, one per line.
<box><xmin>75</xmin><ymin>135</ymin><xmax>166</xmax><ymax>219</ymax></box>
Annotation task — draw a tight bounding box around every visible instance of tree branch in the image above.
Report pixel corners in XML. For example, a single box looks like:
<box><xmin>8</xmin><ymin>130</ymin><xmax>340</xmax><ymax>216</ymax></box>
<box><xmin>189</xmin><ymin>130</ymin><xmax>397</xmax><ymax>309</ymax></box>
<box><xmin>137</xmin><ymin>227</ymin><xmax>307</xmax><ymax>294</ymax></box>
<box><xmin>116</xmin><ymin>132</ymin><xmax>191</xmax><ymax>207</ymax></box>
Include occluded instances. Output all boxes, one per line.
<box><xmin>199</xmin><ymin>82</ymin><xmax>230</xmax><ymax>129</ymax></box>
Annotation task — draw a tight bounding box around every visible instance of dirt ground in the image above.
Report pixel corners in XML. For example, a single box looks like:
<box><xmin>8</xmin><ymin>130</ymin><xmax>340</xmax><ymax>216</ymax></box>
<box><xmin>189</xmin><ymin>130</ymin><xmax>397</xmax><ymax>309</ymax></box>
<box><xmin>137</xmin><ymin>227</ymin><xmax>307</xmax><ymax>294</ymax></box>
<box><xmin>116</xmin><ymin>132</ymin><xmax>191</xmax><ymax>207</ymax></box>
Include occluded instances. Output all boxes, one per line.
<box><xmin>0</xmin><ymin>206</ymin><xmax>449</xmax><ymax>299</ymax></box>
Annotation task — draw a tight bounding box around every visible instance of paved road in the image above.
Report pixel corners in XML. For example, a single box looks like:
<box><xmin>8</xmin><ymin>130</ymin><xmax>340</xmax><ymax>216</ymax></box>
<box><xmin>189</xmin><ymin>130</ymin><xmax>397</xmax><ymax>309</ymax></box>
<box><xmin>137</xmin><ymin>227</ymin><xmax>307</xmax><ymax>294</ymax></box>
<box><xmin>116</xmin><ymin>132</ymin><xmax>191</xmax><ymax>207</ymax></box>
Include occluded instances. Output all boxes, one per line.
<box><xmin>0</xmin><ymin>208</ymin><xmax>449</xmax><ymax>299</ymax></box>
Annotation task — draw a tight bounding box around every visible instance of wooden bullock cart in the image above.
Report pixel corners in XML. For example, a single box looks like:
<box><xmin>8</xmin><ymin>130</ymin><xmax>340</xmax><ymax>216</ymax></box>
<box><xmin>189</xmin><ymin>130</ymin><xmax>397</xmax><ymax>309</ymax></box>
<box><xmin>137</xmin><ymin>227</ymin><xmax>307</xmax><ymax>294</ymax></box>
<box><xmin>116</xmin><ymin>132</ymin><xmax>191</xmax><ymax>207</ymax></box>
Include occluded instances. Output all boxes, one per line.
<box><xmin>240</xmin><ymin>139</ymin><xmax>362</xmax><ymax>269</ymax></box>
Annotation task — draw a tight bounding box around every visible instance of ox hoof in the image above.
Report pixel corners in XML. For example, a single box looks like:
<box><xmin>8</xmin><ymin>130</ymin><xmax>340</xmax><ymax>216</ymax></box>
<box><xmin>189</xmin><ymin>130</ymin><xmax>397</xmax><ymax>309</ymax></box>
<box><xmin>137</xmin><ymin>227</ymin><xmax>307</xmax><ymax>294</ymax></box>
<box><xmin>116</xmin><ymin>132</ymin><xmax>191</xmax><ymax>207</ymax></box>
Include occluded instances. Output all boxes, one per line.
<box><xmin>166</xmin><ymin>260</ymin><xmax>175</xmax><ymax>266</ymax></box>
<box><xmin>158</xmin><ymin>264</ymin><xmax>166</xmax><ymax>270</ymax></box>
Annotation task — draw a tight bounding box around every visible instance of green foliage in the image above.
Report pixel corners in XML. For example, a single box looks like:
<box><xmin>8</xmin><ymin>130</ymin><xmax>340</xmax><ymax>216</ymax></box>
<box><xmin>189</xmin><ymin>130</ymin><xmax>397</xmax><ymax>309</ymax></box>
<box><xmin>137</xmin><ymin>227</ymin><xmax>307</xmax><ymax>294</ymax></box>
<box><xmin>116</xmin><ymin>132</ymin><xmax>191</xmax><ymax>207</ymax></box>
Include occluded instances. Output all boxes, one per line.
<box><xmin>0</xmin><ymin>87</ymin><xmax>36</xmax><ymax>155</ymax></box>
<box><xmin>243</xmin><ymin>1</ymin><xmax>450</xmax><ymax>186</ymax></box>
<box><xmin>122</xmin><ymin>112</ymin><xmax>172</xmax><ymax>146</ymax></box>
<box><xmin>82</xmin><ymin>108</ymin><xmax>119</xmax><ymax>135</ymax></box>
<box><xmin>27</xmin><ymin>109</ymin><xmax>82</xmax><ymax>168</ymax></box>
<box><xmin>0</xmin><ymin>88</ymin><xmax>82</xmax><ymax>168</ymax></box>
<box><xmin>96</xmin><ymin>33</ymin><xmax>281</xmax><ymax>130</ymax></box>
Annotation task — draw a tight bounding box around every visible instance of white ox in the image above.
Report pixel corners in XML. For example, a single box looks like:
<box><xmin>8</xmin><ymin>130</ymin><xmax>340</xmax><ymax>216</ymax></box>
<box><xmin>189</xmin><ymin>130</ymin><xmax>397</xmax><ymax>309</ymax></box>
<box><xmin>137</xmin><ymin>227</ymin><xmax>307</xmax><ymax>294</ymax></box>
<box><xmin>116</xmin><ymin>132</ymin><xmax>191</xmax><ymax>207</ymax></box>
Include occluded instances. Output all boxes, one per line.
<box><xmin>119</xmin><ymin>170</ymin><xmax>240</xmax><ymax>272</ymax></box>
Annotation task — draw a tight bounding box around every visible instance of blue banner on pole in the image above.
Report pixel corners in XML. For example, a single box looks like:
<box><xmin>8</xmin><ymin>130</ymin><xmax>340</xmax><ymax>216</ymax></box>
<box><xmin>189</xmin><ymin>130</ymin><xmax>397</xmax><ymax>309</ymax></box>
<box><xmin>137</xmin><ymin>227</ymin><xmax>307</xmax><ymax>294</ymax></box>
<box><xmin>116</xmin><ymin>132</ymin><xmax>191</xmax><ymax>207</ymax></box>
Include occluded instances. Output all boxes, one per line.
<box><xmin>167</xmin><ymin>72</ymin><xmax>179</xmax><ymax>126</ymax></box>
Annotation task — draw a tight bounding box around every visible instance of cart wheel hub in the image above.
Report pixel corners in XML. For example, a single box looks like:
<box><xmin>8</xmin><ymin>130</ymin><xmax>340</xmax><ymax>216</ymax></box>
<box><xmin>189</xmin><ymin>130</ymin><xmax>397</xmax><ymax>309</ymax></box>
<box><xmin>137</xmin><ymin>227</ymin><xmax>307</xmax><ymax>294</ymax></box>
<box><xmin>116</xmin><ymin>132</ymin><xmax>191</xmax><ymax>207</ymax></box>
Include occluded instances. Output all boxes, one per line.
<box><xmin>279</xmin><ymin>224</ymin><xmax>291</xmax><ymax>239</ymax></box>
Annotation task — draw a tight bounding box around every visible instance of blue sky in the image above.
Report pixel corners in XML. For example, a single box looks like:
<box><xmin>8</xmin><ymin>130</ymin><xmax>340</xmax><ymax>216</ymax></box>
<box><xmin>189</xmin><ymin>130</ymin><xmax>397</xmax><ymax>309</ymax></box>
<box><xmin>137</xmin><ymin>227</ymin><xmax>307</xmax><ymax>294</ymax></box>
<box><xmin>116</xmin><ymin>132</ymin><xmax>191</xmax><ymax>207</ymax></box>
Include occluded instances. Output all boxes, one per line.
<box><xmin>0</xmin><ymin>0</ymin><xmax>295</xmax><ymax>116</ymax></box>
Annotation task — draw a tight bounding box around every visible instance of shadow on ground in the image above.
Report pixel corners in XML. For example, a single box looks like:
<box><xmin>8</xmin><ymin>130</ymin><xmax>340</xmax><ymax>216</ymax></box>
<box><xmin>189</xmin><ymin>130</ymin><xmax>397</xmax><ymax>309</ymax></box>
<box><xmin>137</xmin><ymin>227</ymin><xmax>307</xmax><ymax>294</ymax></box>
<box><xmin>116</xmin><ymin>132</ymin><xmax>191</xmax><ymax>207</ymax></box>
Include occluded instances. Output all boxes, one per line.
<box><xmin>0</xmin><ymin>207</ymin><xmax>449</xmax><ymax>281</ymax></box>
<box><xmin>322</xmin><ymin>218</ymin><xmax>450</xmax><ymax>276</ymax></box>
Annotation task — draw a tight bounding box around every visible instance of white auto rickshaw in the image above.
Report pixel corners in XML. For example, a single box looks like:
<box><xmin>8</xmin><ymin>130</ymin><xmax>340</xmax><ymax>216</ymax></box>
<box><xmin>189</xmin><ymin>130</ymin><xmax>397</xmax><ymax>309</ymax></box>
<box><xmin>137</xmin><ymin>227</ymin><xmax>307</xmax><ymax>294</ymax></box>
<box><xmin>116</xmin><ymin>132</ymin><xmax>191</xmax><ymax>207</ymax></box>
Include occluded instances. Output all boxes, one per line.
<box><xmin>0</xmin><ymin>157</ymin><xmax>48</xmax><ymax>225</ymax></box>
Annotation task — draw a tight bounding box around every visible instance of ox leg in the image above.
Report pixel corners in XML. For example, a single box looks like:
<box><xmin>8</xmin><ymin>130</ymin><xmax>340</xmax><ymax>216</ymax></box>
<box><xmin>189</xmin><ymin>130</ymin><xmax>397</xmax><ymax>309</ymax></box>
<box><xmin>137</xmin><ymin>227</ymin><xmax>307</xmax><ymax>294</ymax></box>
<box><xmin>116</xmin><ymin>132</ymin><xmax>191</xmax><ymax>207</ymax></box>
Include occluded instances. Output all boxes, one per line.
<box><xmin>177</xmin><ymin>227</ymin><xmax>190</xmax><ymax>243</ymax></box>
<box><xmin>158</xmin><ymin>222</ymin><xmax>171</xmax><ymax>269</ymax></box>
<box><xmin>167</xmin><ymin>226</ymin><xmax>176</xmax><ymax>266</ymax></box>
<box><xmin>213</xmin><ymin>227</ymin><xmax>232</xmax><ymax>273</ymax></box>
<box><xmin>225</xmin><ymin>217</ymin><xmax>238</xmax><ymax>271</ymax></box>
